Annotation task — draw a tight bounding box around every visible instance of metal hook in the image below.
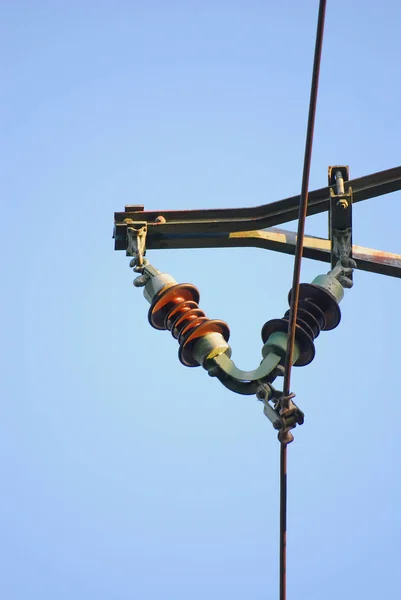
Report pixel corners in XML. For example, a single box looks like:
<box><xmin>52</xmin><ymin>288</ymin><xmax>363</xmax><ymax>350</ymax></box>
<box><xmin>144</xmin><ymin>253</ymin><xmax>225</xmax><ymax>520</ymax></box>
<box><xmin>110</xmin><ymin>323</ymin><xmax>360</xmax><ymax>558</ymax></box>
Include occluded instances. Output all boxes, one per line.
<box><xmin>126</xmin><ymin>222</ymin><xmax>147</xmax><ymax>266</ymax></box>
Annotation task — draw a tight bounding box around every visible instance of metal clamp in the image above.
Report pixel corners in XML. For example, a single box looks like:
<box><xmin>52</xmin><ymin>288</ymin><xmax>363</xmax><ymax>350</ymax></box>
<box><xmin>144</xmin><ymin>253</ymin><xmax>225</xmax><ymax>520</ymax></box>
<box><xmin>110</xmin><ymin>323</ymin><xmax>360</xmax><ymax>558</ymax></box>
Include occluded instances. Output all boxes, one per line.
<box><xmin>329</xmin><ymin>258</ymin><xmax>356</xmax><ymax>289</ymax></box>
<box><xmin>256</xmin><ymin>384</ymin><xmax>304</xmax><ymax>444</ymax></box>
<box><xmin>126</xmin><ymin>221</ymin><xmax>147</xmax><ymax>266</ymax></box>
<box><xmin>328</xmin><ymin>166</ymin><xmax>354</xmax><ymax>283</ymax></box>
<box><xmin>132</xmin><ymin>260</ymin><xmax>162</xmax><ymax>287</ymax></box>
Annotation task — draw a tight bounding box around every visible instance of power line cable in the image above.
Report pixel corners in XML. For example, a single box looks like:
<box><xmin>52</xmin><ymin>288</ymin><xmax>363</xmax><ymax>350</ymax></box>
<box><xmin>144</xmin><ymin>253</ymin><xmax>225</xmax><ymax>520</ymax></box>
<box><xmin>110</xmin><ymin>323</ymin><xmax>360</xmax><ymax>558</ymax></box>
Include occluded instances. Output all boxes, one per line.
<box><xmin>279</xmin><ymin>2</ymin><xmax>327</xmax><ymax>599</ymax></box>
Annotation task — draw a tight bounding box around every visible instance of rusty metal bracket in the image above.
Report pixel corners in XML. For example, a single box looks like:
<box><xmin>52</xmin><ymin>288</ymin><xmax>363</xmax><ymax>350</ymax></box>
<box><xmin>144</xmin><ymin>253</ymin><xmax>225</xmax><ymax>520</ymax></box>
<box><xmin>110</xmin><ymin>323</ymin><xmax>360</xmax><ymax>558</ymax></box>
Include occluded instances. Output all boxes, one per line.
<box><xmin>113</xmin><ymin>165</ymin><xmax>401</xmax><ymax>279</ymax></box>
<box><xmin>114</xmin><ymin>166</ymin><xmax>401</xmax><ymax>239</ymax></box>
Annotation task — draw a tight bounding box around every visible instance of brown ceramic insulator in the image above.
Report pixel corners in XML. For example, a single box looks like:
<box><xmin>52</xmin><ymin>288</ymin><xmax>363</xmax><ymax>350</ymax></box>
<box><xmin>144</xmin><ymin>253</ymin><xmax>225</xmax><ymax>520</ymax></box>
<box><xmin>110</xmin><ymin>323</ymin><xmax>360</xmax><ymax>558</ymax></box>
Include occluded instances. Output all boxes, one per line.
<box><xmin>261</xmin><ymin>318</ymin><xmax>315</xmax><ymax>367</ymax></box>
<box><xmin>148</xmin><ymin>283</ymin><xmax>230</xmax><ymax>367</ymax></box>
<box><xmin>148</xmin><ymin>284</ymin><xmax>200</xmax><ymax>330</ymax></box>
<box><xmin>261</xmin><ymin>282</ymin><xmax>342</xmax><ymax>367</ymax></box>
<box><xmin>172</xmin><ymin>308</ymin><xmax>206</xmax><ymax>341</ymax></box>
<box><xmin>288</xmin><ymin>283</ymin><xmax>341</xmax><ymax>330</ymax></box>
<box><xmin>166</xmin><ymin>301</ymin><xmax>200</xmax><ymax>337</ymax></box>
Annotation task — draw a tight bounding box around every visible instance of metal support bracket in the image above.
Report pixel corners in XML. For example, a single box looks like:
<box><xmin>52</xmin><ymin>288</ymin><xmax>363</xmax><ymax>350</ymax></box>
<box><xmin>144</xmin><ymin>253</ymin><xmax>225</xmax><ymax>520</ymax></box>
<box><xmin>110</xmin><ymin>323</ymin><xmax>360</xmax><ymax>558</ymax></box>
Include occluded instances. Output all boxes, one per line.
<box><xmin>329</xmin><ymin>166</ymin><xmax>354</xmax><ymax>283</ymax></box>
<box><xmin>114</xmin><ymin>165</ymin><xmax>401</xmax><ymax>278</ymax></box>
<box><xmin>126</xmin><ymin>221</ymin><xmax>147</xmax><ymax>266</ymax></box>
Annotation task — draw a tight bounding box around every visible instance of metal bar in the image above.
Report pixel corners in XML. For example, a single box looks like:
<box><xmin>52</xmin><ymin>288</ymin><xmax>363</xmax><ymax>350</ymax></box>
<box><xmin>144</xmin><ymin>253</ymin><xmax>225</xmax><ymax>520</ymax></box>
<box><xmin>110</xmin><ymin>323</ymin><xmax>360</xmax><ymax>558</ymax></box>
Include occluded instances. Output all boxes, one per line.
<box><xmin>132</xmin><ymin>228</ymin><xmax>401</xmax><ymax>279</ymax></box>
<box><xmin>114</xmin><ymin>166</ymin><xmax>401</xmax><ymax>242</ymax></box>
<box><xmin>329</xmin><ymin>167</ymin><xmax>353</xmax><ymax>278</ymax></box>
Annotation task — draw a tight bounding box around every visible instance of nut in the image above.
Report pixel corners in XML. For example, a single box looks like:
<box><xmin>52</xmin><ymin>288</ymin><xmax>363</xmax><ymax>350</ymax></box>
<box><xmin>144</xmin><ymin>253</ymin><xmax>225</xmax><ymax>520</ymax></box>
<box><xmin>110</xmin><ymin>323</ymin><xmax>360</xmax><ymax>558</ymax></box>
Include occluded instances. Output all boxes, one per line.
<box><xmin>336</xmin><ymin>198</ymin><xmax>349</xmax><ymax>209</ymax></box>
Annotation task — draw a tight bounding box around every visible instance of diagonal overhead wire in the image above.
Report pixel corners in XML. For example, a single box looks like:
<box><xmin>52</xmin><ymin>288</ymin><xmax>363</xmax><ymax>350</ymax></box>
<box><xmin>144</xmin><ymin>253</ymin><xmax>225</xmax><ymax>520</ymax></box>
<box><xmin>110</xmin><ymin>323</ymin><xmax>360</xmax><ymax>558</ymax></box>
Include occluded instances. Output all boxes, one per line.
<box><xmin>279</xmin><ymin>2</ymin><xmax>327</xmax><ymax>599</ymax></box>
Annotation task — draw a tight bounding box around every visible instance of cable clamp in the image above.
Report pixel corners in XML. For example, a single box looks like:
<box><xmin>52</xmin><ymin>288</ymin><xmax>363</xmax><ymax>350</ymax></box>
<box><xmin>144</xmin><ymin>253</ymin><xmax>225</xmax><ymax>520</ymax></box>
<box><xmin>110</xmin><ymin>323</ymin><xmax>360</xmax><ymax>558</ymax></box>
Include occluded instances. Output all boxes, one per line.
<box><xmin>257</xmin><ymin>384</ymin><xmax>304</xmax><ymax>444</ymax></box>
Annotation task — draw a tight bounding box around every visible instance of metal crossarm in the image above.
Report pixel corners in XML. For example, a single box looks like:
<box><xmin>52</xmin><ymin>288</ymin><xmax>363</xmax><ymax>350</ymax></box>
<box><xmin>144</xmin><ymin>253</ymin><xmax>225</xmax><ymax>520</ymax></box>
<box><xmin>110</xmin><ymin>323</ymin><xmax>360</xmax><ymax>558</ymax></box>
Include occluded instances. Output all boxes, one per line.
<box><xmin>114</xmin><ymin>165</ymin><xmax>401</xmax><ymax>278</ymax></box>
<box><xmin>114</xmin><ymin>165</ymin><xmax>401</xmax><ymax>240</ymax></box>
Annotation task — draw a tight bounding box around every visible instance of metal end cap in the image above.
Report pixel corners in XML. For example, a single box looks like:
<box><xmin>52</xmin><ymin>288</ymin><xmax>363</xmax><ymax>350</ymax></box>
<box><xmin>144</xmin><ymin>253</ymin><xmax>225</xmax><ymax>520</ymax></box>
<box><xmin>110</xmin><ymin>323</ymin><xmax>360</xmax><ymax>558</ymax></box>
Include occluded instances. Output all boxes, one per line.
<box><xmin>192</xmin><ymin>331</ymin><xmax>232</xmax><ymax>368</ymax></box>
<box><xmin>178</xmin><ymin>320</ymin><xmax>230</xmax><ymax>367</ymax></box>
<box><xmin>143</xmin><ymin>274</ymin><xmax>177</xmax><ymax>304</ymax></box>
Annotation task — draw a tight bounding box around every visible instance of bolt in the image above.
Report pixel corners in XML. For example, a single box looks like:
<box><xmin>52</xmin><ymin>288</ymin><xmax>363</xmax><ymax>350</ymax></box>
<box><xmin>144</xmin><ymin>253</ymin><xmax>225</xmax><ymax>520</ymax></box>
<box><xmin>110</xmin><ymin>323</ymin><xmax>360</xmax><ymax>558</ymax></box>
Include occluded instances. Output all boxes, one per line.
<box><xmin>336</xmin><ymin>198</ymin><xmax>348</xmax><ymax>209</ymax></box>
<box><xmin>155</xmin><ymin>216</ymin><xmax>166</xmax><ymax>224</ymax></box>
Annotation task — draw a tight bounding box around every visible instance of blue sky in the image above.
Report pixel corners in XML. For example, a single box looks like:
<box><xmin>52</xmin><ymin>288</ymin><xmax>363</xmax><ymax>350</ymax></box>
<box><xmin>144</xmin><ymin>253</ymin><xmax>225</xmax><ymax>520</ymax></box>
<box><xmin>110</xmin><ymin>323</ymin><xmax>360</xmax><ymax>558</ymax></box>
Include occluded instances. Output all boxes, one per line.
<box><xmin>2</xmin><ymin>1</ymin><xmax>401</xmax><ymax>598</ymax></box>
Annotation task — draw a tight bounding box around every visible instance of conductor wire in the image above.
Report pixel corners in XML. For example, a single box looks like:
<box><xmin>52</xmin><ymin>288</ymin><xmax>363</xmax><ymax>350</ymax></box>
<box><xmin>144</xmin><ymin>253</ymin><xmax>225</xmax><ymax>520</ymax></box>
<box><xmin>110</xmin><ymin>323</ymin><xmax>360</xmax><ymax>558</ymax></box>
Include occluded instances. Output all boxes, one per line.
<box><xmin>279</xmin><ymin>2</ymin><xmax>327</xmax><ymax>600</ymax></box>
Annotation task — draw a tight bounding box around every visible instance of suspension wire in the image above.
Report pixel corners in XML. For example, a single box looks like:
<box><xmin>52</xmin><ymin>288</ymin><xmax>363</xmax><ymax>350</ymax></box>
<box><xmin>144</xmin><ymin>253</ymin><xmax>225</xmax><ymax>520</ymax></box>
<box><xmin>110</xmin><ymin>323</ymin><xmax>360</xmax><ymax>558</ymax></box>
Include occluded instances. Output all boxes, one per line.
<box><xmin>279</xmin><ymin>441</ymin><xmax>288</xmax><ymax>600</ymax></box>
<box><xmin>283</xmin><ymin>0</ymin><xmax>327</xmax><ymax>399</ymax></box>
<box><xmin>279</xmin><ymin>2</ymin><xmax>327</xmax><ymax>600</ymax></box>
